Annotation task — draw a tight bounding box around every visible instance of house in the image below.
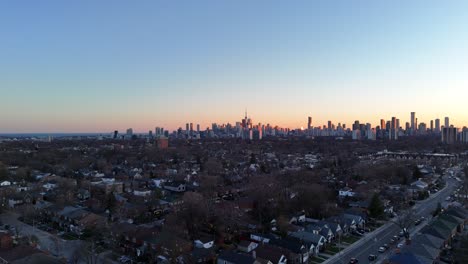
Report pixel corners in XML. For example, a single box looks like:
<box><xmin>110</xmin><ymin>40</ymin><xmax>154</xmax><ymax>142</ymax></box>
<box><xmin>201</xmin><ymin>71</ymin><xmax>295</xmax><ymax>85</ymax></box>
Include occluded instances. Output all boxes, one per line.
<box><xmin>342</xmin><ymin>213</ymin><xmax>366</xmax><ymax>228</ymax></box>
<box><xmin>0</xmin><ymin>181</ymin><xmax>11</xmax><ymax>187</ymax></box>
<box><xmin>77</xmin><ymin>189</ymin><xmax>91</xmax><ymax>200</ymax></box>
<box><xmin>250</xmin><ymin>233</ymin><xmax>278</xmax><ymax>244</ymax></box>
<box><xmin>164</xmin><ymin>181</ymin><xmax>186</xmax><ymax>193</ymax></box>
<box><xmin>237</xmin><ymin>240</ymin><xmax>258</xmax><ymax>253</ymax></box>
<box><xmin>42</xmin><ymin>180</ymin><xmax>57</xmax><ymax>191</ymax></box>
<box><xmin>289</xmin><ymin>231</ymin><xmax>326</xmax><ymax>255</ymax></box>
<box><xmin>194</xmin><ymin>236</ymin><xmax>215</xmax><ymax>249</ymax></box>
<box><xmin>217</xmin><ymin>251</ymin><xmax>255</xmax><ymax>264</ymax></box>
<box><xmin>270</xmin><ymin>238</ymin><xmax>309</xmax><ymax>264</ymax></box>
<box><xmin>254</xmin><ymin>244</ymin><xmax>288</xmax><ymax>264</ymax></box>
<box><xmin>338</xmin><ymin>187</ymin><xmax>356</xmax><ymax>198</ymax></box>
<box><xmin>410</xmin><ymin>179</ymin><xmax>429</xmax><ymax>190</ymax></box>
<box><xmin>289</xmin><ymin>211</ymin><xmax>306</xmax><ymax>224</ymax></box>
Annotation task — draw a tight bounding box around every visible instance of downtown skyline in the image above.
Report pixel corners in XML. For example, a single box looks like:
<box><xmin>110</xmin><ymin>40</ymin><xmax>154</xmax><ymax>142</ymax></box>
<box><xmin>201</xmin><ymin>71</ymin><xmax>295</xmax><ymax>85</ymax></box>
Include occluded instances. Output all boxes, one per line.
<box><xmin>1</xmin><ymin>1</ymin><xmax>468</xmax><ymax>133</ymax></box>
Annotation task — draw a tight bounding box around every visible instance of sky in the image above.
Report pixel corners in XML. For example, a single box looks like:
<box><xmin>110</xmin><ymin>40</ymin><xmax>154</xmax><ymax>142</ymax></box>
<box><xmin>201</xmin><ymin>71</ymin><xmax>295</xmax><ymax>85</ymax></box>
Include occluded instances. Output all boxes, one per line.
<box><xmin>1</xmin><ymin>0</ymin><xmax>468</xmax><ymax>133</ymax></box>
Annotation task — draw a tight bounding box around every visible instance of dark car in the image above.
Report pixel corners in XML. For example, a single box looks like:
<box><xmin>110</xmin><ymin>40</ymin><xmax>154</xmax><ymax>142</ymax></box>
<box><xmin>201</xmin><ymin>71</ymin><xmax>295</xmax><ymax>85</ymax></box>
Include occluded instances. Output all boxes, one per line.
<box><xmin>414</xmin><ymin>219</ymin><xmax>422</xmax><ymax>226</ymax></box>
<box><xmin>349</xmin><ymin>258</ymin><xmax>359</xmax><ymax>264</ymax></box>
<box><xmin>368</xmin><ymin>255</ymin><xmax>377</xmax><ymax>261</ymax></box>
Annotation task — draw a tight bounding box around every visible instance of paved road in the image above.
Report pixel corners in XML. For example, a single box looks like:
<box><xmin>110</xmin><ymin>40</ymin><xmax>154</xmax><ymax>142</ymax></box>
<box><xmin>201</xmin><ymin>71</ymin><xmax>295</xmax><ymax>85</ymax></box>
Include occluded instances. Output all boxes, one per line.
<box><xmin>324</xmin><ymin>168</ymin><xmax>462</xmax><ymax>264</ymax></box>
<box><xmin>0</xmin><ymin>211</ymin><xmax>83</xmax><ymax>261</ymax></box>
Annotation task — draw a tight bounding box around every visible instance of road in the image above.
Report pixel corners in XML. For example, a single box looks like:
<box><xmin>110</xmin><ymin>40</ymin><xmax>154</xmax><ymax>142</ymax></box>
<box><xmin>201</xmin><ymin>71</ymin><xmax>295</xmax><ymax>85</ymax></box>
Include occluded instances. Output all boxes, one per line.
<box><xmin>0</xmin><ymin>211</ymin><xmax>83</xmax><ymax>261</ymax></box>
<box><xmin>324</xmin><ymin>168</ymin><xmax>462</xmax><ymax>264</ymax></box>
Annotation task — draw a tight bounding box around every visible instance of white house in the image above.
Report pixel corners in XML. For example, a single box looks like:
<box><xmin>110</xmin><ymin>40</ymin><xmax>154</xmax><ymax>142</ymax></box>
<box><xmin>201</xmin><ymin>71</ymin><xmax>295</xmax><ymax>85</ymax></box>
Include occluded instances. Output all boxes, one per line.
<box><xmin>194</xmin><ymin>237</ymin><xmax>214</xmax><ymax>249</ymax></box>
<box><xmin>411</xmin><ymin>179</ymin><xmax>429</xmax><ymax>190</ymax></box>
<box><xmin>164</xmin><ymin>182</ymin><xmax>186</xmax><ymax>192</ymax></box>
<box><xmin>339</xmin><ymin>187</ymin><xmax>356</xmax><ymax>198</ymax></box>
<box><xmin>0</xmin><ymin>181</ymin><xmax>12</xmax><ymax>187</ymax></box>
<box><xmin>133</xmin><ymin>189</ymin><xmax>152</xmax><ymax>197</ymax></box>
<box><xmin>43</xmin><ymin>181</ymin><xmax>57</xmax><ymax>191</ymax></box>
<box><xmin>237</xmin><ymin>240</ymin><xmax>258</xmax><ymax>253</ymax></box>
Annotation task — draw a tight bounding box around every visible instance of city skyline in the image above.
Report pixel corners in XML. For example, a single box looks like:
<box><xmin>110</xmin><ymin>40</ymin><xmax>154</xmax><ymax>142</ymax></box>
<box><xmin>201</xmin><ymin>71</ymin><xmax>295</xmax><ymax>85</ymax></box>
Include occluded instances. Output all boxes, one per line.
<box><xmin>1</xmin><ymin>1</ymin><xmax>468</xmax><ymax>132</ymax></box>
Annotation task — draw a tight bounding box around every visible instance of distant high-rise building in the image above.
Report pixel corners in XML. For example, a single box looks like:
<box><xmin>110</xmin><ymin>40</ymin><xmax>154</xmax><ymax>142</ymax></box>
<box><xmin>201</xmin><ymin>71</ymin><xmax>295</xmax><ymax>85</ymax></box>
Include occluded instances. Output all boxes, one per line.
<box><xmin>327</xmin><ymin>121</ymin><xmax>332</xmax><ymax>130</ymax></box>
<box><xmin>307</xmin><ymin>117</ymin><xmax>312</xmax><ymax>130</ymax></box>
<box><xmin>149</xmin><ymin>130</ymin><xmax>153</xmax><ymax>138</ymax></box>
<box><xmin>445</xmin><ymin>117</ymin><xmax>450</xmax><ymax>128</ymax></box>
<box><xmin>405</xmin><ymin>122</ymin><xmax>410</xmax><ymax>131</ymax></box>
<box><xmin>190</xmin><ymin>123</ymin><xmax>193</xmax><ymax>132</ymax></box>
<box><xmin>461</xmin><ymin>128</ymin><xmax>468</xmax><ymax>143</ymax></box>
<box><xmin>197</xmin><ymin>124</ymin><xmax>200</xmax><ymax>132</ymax></box>
<box><xmin>435</xmin><ymin>119</ymin><xmax>441</xmax><ymax>133</ymax></box>
<box><xmin>186</xmin><ymin>123</ymin><xmax>190</xmax><ymax>132</ymax></box>
<box><xmin>430</xmin><ymin>120</ymin><xmax>434</xmax><ymax>132</ymax></box>
<box><xmin>411</xmin><ymin>112</ymin><xmax>416</xmax><ymax>132</ymax></box>
<box><xmin>380</xmin><ymin>119</ymin><xmax>385</xmax><ymax>130</ymax></box>
<box><xmin>126</xmin><ymin>128</ymin><xmax>133</xmax><ymax>137</ymax></box>
<box><xmin>113</xmin><ymin>130</ymin><xmax>118</xmax><ymax>139</ymax></box>
<box><xmin>441</xmin><ymin>127</ymin><xmax>457</xmax><ymax>144</ymax></box>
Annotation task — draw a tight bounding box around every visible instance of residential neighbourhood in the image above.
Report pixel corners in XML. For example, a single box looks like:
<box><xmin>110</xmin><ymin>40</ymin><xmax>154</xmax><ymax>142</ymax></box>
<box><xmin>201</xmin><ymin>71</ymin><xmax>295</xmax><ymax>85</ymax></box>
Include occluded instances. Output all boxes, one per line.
<box><xmin>0</xmin><ymin>136</ymin><xmax>466</xmax><ymax>263</ymax></box>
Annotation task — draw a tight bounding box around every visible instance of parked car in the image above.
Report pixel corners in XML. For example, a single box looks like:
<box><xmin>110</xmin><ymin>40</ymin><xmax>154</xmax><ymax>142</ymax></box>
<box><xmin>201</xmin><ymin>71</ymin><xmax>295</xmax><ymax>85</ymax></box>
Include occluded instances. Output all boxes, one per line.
<box><xmin>349</xmin><ymin>258</ymin><xmax>359</xmax><ymax>264</ymax></box>
<box><xmin>397</xmin><ymin>243</ymin><xmax>404</xmax><ymax>248</ymax></box>
<box><xmin>368</xmin><ymin>255</ymin><xmax>377</xmax><ymax>261</ymax></box>
<box><xmin>378</xmin><ymin>247</ymin><xmax>386</xmax><ymax>253</ymax></box>
<box><xmin>414</xmin><ymin>219</ymin><xmax>422</xmax><ymax>226</ymax></box>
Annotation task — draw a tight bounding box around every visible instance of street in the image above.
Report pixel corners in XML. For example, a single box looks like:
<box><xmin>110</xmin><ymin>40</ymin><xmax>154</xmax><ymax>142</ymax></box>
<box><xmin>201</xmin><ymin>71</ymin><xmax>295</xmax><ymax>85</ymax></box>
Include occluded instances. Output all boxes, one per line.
<box><xmin>0</xmin><ymin>211</ymin><xmax>83</xmax><ymax>261</ymax></box>
<box><xmin>324</xmin><ymin>169</ymin><xmax>461</xmax><ymax>264</ymax></box>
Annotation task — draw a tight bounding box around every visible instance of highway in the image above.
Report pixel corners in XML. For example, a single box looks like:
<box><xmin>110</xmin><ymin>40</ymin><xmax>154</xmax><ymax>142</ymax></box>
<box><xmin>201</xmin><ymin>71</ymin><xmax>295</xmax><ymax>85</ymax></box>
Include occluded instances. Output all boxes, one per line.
<box><xmin>324</xmin><ymin>167</ymin><xmax>462</xmax><ymax>264</ymax></box>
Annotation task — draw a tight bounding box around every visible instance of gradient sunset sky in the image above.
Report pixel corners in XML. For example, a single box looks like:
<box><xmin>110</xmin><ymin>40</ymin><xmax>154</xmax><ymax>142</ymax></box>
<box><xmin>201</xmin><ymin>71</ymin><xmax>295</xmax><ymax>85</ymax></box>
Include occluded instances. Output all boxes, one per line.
<box><xmin>1</xmin><ymin>0</ymin><xmax>468</xmax><ymax>133</ymax></box>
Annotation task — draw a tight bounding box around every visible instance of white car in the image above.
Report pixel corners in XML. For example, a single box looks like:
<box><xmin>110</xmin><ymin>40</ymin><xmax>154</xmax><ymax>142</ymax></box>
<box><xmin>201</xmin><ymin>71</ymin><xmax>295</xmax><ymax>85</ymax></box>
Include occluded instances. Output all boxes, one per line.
<box><xmin>397</xmin><ymin>243</ymin><xmax>404</xmax><ymax>248</ymax></box>
<box><xmin>378</xmin><ymin>247</ymin><xmax>386</xmax><ymax>253</ymax></box>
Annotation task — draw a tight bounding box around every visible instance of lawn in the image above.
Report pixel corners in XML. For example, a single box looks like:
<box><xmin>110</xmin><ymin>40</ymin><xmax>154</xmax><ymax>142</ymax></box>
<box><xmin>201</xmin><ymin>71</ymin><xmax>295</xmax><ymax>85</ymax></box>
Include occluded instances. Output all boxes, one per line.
<box><xmin>310</xmin><ymin>256</ymin><xmax>327</xmax><ymax>263</ymax></box>
<box><xmin>326</xmin><ymin>245</ymin><xmax>342</xmax><ymax>254</ymax></box>
<box><xmin>342</xmin><ymin>235</ymin><xmax>360</xmax><ymax>244</ymax></box>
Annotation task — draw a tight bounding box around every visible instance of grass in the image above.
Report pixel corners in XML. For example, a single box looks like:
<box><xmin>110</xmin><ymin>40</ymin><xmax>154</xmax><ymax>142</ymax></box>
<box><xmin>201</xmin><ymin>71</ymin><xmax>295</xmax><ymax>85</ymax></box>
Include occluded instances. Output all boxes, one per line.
<box><xmin>326</xmin><ymin>245</ymin><xmax>342</xmax><ymax>254</ymax></box>
<box><xmin>310</xmin><ymin>256</ymin><xmax>327</xmax><ymax>263</ymax></box>
<box><xmin>342</xmin><ymin>235</ymin><xmax>360</xmax><ymax>244</ymax></box>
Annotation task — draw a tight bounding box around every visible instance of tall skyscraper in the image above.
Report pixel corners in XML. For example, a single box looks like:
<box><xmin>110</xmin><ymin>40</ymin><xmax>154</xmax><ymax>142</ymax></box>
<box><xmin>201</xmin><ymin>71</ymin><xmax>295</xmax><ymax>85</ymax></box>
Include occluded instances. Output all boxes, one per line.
<box><xmin>380</xmin><ymin>119</ymin><xmax>385</xmax><ymax>130</ymax></box>
<box><xmin>442</xmin><ymin>127</ymin><xmax>457</xmax><ymax>144</ymax></box>
<box><xmin>190</xmin><ymin>123</ymin><xmax>193</xmax><ymax>132</ymax></box>
<box><xmin>186</xmin><ymin>123</ymin><xmax>189</xmax><ymax>132</ymax></box>
<box><xmin>430</xmin><ymin>120</ymin><xmax>434</xmax><ymax>132</ymax></box>
<box><xmin>445</xmin><ymin>117</ymin><xmax>450</xmax><ymax>128</ymax></box>
<box><xmin>411</xmin><ymin>112</ymin><xmax>416</xmax><ymax>132</ymax></box>
<box><xmin>435</xmin><ymin>119</ymin><xmax>441</xmax><ymax>133</ymax></box>
<box><xmin>307</xmin><ymin>116</ymin><xmax>312</xmax><ymax>130</ymax></box>
<box><xmin>197</xmin><ymin>124</ymin><xmax>200</xmax><ymax>132</ymax></box>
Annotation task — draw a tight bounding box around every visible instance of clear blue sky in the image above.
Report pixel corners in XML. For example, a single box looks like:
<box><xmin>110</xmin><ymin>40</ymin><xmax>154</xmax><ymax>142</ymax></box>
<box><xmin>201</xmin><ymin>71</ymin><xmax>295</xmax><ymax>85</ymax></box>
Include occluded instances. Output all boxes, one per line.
<box><xmin>1</xmin><ymin>0</ymin><xmax>468</xmax><ymax>132</ymax></box>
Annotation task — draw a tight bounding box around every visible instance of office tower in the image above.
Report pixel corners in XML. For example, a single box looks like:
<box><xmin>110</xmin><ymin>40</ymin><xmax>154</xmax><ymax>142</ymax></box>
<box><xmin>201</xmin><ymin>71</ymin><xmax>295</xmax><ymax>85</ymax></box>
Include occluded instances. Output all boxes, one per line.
<box><xmin>113</xmin><ymin>130</ymin><xmax>118</xmax><ymax>139</ymax></box>
<box><xmin>386</xmin><ymin>121</ymin><xmax>390</xmax><ymax>131</ymax></box>
<box><xmin>190</xmin><ymin>123</ymin><xmax>193</xmax><ymax>132</ymax></box>
<box><xmin>380</xmin><ymin>119</ymin><xmax>385</xmax><ymax>130</ymax></box>
<box><xmin>353</xmin><ymin>120</ymin><xmax>360</xmax><ymax>131</ymax></box>
<box><xmin>415</xmin><ymin>118</ymin><xmax>418</xmax><ymax>132</ymax></box>
<box><xmin>419</xmin><ymin>123</ymin><xmax>427</xmax><ymax>134</ymax></box>
<box><xmin>441</xmin><ymin>127</ymin><xmax>457</xmax><ymax>144</ymax></box>
<box><xmin>430</xmin><ymin>120</ymin><xmax>434</xmax><ymax>132</ymax></box>
<box><xmin>328</xmin><ymin>121</ymin><xmax>332</xmax><ymax>130</ymax></box>
<box><xmin>197</xmin><ymin>124</ymin><xmax>200</xmax><ymax>132</ymax></box>
<box><xmin>435</xmin><ymin>119</ymin><xmax>441</xmax><ymax>133</ymax></box>
<box><xmin>396</xmin><ymin>119</ymin><xmax>400</xmax><ymax>130</ymax></box>
<box><xmin>411</xmin><ymin>112</ymin><xmax>416</xmax><ymax>132</ymax></box>
<box><xmin>126</xmin><ymin>128</ymin><xmax>133</xmax><ymax>138</ymax></box>
<box><xmin>461</xmin><ymin>128</ymin><xmax>468</xmax><ymax>143</ymax></box>
<box><xmin>307</xmin><ymin>117</ymin><xmax>312</xmax><ymax>130</ymax></box>
<box><xmin>149</xmin><ymin>130</ymin><xmax>153</xmax><ymax>138</ymax></box>
<box><xmin>390</xmin><ymin>117</ymin><xmax>398</xmax><ymax>140</ymax></box>
<box><xmin>186</xmin><ymin>123</ymin><xmax>189</xmax><ymax>132</ymax></box>
<box><xmin>445</xmin><ymin>117</ymin><xmax>449</xmax><ymax>128</ymax></box>
<box><xmin>405</xmin><ymin>122</ymin><xmax>410</xmax><ymax>131</ymax></box>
